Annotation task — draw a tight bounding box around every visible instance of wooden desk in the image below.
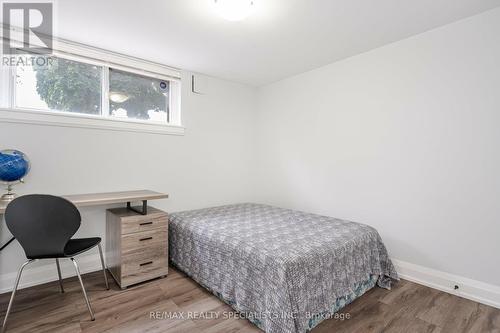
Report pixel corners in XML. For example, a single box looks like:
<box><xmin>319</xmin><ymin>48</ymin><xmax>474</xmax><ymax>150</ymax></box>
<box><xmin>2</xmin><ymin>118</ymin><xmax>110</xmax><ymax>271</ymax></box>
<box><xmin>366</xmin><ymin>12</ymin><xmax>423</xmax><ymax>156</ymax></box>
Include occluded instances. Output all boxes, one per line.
<box><xmin>0</xmin><ymin>190</ymin><xmax>168</xmax><ymax>214</ymax></box>
<box><xmin>0</xmin><ymin>190</ymin><xmax>170</xmax><ymax>287</ymax></box>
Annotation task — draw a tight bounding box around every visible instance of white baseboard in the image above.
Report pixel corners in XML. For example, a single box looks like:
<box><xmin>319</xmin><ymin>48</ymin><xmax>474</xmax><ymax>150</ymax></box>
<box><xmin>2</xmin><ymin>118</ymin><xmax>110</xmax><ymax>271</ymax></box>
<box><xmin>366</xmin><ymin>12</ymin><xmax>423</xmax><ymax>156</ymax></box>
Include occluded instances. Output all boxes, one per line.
<box><xmin>392</xmin><ymin>258</ymin><xmax>500</xmax><ymax>309</ymax></box>
<box><xmin>0</xmin><ymin>254</ymin><xmax>102</xmax><ymax>294</ymax></box>
<box><xmin>1</xmin><ymin>255</ymin><xmax>499</xmax><ymax>310</ymax></box>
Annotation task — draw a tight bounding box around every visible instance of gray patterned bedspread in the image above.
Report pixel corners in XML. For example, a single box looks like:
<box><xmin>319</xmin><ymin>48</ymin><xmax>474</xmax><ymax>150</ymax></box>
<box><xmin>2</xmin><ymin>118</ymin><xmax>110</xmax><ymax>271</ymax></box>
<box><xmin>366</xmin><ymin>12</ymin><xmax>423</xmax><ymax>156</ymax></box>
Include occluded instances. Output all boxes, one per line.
<box><xmin>169</xmin><ymin>203</ymin><xmax>398</xmax><ymax>333</ymax></box>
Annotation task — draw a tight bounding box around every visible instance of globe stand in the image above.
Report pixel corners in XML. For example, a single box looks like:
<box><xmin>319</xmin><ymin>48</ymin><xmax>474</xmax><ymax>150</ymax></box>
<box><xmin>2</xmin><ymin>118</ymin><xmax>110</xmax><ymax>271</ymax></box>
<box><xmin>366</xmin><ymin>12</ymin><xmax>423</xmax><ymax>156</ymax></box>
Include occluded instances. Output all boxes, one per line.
<box><xmin>0</xmin><ymin>184</ymin><xmax>18</xmax><ymax>205</ymax></box>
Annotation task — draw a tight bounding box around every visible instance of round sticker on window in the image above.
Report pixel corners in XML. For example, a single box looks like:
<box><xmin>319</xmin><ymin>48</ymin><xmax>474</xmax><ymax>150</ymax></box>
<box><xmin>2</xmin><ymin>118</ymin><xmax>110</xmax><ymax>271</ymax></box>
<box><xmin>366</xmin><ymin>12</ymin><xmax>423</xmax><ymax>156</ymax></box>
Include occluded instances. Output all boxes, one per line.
<box><xmin>159</xmin><ymin>81</ymin><xmax>167</xmax><ymax>90</ymax></box>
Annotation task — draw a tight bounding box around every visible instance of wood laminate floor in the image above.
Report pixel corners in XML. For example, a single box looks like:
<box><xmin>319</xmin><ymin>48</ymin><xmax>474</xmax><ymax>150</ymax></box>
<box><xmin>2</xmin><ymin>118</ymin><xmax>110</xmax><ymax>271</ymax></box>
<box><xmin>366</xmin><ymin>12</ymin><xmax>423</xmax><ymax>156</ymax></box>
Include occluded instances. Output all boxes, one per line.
<box><xmin>0</xmin><ymin>267</ymin><xmax>499</xmax><ymax>333</ymax></box>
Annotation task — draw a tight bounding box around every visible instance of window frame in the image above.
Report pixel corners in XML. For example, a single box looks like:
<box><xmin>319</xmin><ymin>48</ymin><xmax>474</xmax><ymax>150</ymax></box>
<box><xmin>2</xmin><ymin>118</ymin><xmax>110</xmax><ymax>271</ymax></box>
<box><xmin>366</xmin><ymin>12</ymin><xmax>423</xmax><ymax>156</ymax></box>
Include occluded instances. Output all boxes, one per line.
<box><xmin>0</xmin><ymin>35</ymin><xmax>184</xmax><ymax>136</ymax></box>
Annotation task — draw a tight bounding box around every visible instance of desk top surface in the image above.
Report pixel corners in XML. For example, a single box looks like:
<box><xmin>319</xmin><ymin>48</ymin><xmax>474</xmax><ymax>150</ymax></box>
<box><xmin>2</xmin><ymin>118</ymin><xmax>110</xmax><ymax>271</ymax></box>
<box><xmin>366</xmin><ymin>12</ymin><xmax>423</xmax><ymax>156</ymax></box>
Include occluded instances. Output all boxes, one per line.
<box><xmin>0</xmin><ymin>190</ymin><xmax>168</xmax><ymax>214</ymax></box>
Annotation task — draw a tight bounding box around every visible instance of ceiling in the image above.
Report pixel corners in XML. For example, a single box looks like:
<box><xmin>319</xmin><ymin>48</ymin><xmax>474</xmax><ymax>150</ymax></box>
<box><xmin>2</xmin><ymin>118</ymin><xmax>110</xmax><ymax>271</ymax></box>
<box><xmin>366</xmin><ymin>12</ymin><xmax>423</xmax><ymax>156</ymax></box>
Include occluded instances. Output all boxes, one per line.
<box><xmin>52</xmin><ymin>0</ymin><xmax>500</xmax><ymax>86</ymax></box>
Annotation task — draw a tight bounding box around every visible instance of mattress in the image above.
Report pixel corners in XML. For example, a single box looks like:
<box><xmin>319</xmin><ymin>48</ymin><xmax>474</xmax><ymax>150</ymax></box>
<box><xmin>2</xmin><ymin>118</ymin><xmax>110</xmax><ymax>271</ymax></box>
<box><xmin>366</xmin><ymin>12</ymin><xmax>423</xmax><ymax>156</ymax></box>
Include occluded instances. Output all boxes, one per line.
<box><xmin>169</xmin><ymin>203</ymin><xmax>398</xmax><ymax>333</ymax></box>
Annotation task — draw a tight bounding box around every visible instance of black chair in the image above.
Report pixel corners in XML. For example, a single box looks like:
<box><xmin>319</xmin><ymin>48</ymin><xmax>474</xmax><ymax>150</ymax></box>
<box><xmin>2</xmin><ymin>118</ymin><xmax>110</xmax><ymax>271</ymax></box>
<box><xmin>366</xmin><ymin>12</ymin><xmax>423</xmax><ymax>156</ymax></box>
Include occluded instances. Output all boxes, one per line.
<box><xmin>1</xmin><ymin>194</ymin><xmax>109</xmax><ymax>331</ymax></box>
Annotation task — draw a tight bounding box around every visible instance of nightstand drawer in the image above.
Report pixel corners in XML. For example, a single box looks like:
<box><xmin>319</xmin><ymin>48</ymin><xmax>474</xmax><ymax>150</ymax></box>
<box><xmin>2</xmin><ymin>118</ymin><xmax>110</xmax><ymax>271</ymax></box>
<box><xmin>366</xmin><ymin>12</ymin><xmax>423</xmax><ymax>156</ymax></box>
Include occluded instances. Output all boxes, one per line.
<box><xmin>122</xmin><ymin>229</ymin><xmax>168</xmax><ymax>255</ymax></box>
<box><xmin>121</xmin><ymin>215</ymin><xmax>167</xmax><ymax>235</ymax></box>
<box><xmin>121</xmin><ymin>256</ymin><xmax>168</xmax><ymax>287</ymax></box>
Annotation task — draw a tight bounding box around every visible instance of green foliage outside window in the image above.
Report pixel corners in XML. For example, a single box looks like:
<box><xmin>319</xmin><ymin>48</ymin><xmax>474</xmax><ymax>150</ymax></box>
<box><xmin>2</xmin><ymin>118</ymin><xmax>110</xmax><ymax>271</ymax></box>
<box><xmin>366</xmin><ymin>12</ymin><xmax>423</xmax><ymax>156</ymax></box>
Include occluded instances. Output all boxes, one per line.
<box><xmin>32</xmin><ymin>57</ymin><xmax>169</xmax><ymax>120</ymax></box>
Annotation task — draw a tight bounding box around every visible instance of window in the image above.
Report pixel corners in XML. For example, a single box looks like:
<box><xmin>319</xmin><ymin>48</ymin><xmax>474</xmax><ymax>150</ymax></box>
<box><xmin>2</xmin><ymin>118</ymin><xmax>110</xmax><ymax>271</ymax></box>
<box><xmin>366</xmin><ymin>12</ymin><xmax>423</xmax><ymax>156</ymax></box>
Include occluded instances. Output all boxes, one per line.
<box><xmin>15</xmin><ymin>57</ymin><xmax>102</xmax><ymax>115</ymax></box>
<box><xmin>109</xmin><ymin>69</ymin><xmax>169</xmax><ymax>123</ymax></box>
<box><xmin>0</xmin><ymin>39</ymin><xmax>183</xmax><ymax>135</ymax></box>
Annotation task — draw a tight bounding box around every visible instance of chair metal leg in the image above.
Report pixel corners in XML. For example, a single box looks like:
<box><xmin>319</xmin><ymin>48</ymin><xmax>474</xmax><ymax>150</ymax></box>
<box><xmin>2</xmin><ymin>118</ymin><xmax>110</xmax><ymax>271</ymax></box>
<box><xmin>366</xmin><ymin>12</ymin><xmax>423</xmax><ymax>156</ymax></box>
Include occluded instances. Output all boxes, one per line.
<box><xmin>97</xmin><ymin>244</ymin><xmax>109</xmax><ymax>290</ymax></box>
<box><xmin>55</xmin><ymin>259</ymin><xmax>64</xmax><ymax>293</ymax></box>
<box><xmin>70</xmin><ymin>258</ymin><xmax>95</xmax><ymax>321</ymax></box>
<box><xmin>2</xmin><ymin>260</ymin><xmax>34</xmax><ymax>333</ymax></box>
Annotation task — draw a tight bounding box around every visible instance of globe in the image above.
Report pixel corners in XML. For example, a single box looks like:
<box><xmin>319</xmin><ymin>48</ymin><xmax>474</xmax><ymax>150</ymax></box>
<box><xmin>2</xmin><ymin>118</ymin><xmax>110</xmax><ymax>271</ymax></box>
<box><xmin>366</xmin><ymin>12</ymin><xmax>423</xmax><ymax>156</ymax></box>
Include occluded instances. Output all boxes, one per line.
<box><xmin>0</xmin><ymin>149</ymin><xmax>31</xmax><ymax>183</ymax></box>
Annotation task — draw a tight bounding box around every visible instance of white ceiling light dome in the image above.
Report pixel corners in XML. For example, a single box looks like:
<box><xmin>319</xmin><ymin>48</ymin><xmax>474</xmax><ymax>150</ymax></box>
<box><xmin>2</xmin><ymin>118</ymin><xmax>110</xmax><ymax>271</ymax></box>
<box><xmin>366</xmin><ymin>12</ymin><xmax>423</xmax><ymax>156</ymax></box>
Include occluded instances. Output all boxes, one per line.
<box><xmin>213</xmin><ymin>0</ymin><xmax>255</xmax><ymax>21</ymax></box>
<box><xmin>109</xmin><ymin>92</ymin><xmax>130</xmax><ymax>103</ymax></box>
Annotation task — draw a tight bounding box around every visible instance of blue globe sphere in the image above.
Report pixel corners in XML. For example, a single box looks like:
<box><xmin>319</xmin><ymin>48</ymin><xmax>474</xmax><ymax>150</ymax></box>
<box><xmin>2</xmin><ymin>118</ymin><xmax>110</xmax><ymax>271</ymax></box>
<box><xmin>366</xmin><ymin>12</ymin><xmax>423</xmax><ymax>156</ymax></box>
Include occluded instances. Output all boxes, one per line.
<box><xmin>0</xmin><ymin>150</ymin><xmax>31</xmax><ymax>183</ymax></box>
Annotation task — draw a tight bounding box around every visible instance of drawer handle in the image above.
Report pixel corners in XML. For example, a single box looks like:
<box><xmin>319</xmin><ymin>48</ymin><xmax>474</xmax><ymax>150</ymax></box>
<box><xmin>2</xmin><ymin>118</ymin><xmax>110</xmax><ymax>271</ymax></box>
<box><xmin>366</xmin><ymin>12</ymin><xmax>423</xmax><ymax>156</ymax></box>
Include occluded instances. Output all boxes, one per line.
<box><xmin>140</xmin><ymin>261</ymin><xmax>153</xmax><ymax>267</ymax></box>
<box><xmin>139</xmin><ymin>237</ymin><xmax>153</xmax><ymax>241</ymax></box>
<box><xmin>139</xmin><ymin>222</ymin><xmax>153</xmax><ymax>226</ymax></box>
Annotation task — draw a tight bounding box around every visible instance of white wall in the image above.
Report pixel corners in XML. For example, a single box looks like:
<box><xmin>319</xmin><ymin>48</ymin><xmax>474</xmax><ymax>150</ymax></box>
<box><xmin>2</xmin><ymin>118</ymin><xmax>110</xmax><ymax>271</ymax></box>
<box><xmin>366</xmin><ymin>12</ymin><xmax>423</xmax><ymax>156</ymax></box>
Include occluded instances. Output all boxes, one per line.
<box><xmin>1</xmin><ymin>6</ymin><xmax>499</xmax><ymax>308</ymax></box>
<box><xmin>255</xmin><ymin>8</ymin><xmax>500</xmax><ymax>288</ymax></box>
<box><xmin>0</xmin><ymin>72</ymin><xmax>257</xmax><ymax>291</ymax></box>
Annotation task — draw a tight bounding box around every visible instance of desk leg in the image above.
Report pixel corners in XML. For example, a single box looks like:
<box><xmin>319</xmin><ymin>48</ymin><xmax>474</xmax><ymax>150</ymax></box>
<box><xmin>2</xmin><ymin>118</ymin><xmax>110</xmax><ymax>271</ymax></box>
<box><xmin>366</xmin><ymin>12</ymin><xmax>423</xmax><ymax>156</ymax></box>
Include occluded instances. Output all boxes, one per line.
<box><xmin>126</xmin><ymin>200</ymin><xmax>148</xmax><ymax>215</ymax></box>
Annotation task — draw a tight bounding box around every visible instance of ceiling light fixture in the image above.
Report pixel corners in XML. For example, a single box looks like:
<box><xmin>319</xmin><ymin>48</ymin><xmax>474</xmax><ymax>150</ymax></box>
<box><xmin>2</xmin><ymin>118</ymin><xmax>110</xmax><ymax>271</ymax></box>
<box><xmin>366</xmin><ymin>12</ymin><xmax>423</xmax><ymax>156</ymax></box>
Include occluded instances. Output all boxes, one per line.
<box><xmin>109</xmin><ymin>92</ymin><xmax>130</xmax><ymax>103</ymax></box>
<box><xmin>213</xmin><ymin>0</ymin><xmax>255</xmax><ymax>22</ymax></box>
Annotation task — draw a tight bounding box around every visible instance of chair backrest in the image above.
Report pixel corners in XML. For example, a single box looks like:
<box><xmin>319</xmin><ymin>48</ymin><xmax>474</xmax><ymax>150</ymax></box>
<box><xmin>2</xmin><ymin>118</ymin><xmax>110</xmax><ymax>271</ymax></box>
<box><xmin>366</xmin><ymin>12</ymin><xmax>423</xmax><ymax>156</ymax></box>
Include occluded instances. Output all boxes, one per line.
<box><xmin>5</xmin><ymin>194</ymin><xmax>81</xmax><ymax>259</ymax></box>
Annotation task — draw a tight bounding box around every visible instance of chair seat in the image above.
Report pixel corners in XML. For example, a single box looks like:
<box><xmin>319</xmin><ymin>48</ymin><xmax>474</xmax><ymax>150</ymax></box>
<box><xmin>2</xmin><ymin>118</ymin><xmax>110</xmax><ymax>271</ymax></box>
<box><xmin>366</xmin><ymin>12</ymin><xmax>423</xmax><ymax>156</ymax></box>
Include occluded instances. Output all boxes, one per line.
<box><xmin>64</xmin><ymin>237</ymin><xmax>102</xmax><ymax>257</ymax></box>
<box><xmin>26</xmin><ymin>237</ymin><xmax>102</xmax><ymax>259</ymax></box>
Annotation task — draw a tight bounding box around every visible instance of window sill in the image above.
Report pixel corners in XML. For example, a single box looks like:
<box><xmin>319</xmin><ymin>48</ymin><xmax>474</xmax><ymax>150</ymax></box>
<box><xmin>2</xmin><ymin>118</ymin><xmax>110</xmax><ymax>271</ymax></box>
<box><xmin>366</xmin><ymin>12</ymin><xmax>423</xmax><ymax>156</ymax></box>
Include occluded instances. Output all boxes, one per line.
<box><xmin>0</xmin><ymin>108</ymin><xmax>185</xmax><ymax>136</ymax></box>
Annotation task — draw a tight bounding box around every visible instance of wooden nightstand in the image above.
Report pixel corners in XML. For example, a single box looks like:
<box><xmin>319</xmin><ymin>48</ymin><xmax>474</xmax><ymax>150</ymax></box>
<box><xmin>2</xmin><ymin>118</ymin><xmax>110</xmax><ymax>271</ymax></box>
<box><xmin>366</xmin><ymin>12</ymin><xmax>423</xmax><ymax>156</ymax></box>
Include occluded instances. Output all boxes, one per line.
<box><xmin>106</xmin><ymin>206</ymin><xmax>169</xmax><ymax>289</ymax></box>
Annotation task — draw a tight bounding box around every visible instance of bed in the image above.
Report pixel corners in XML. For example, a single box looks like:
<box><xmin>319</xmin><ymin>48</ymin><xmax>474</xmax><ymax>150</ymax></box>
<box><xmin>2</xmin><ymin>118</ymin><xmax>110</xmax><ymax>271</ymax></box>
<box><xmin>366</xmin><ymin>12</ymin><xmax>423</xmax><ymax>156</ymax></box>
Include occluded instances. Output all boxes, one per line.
<box><xmin>169</xmin><ymin>203</ymin><xmax>398</xmax><ymax>333</ymax></box>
